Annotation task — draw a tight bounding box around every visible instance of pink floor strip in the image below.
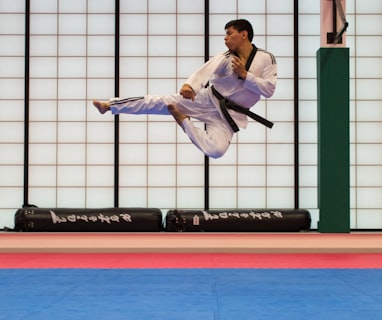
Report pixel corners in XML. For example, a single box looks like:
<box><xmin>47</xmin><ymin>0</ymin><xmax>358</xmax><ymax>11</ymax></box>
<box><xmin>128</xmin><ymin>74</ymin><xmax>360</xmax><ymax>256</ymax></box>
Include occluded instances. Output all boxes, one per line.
<box><xmin>1</xmin><ymin>253</ymin><xmax>382</xmax><ymax>269</ymax></box>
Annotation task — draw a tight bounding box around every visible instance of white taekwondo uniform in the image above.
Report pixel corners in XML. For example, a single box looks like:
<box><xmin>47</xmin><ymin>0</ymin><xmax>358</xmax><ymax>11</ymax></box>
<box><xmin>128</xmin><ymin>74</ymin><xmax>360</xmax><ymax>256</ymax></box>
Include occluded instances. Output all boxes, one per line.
<box><xmin>110</xmin><ymin>45</ymin><xmax>277</xmax><ymax>158</ymax></box>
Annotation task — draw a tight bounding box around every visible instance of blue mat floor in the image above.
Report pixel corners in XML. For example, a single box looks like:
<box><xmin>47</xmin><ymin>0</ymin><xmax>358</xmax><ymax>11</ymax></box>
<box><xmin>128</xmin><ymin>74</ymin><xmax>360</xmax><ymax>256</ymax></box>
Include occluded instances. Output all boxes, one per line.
<box><xmin>1</xmin><ymin>269</ymin><xmax>382</xmax><ymax>319</ymax></box>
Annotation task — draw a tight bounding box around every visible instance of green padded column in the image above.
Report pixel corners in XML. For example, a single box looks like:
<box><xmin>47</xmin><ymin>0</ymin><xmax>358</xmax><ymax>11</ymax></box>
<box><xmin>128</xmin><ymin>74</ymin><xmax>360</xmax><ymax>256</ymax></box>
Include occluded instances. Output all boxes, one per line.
<box><xmin>317</xmin><ymin>48</ymin><xmax>350</xmax><ymax>233</ymax></box>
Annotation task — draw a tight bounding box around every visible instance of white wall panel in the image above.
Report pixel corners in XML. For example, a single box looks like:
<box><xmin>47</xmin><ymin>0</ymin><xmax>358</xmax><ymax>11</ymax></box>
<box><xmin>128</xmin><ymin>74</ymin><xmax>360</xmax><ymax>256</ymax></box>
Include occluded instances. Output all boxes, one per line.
<box><xmin>148</xmin><ymin>188</ymin><xmax>176</xmax><ymax>208</ymax></box>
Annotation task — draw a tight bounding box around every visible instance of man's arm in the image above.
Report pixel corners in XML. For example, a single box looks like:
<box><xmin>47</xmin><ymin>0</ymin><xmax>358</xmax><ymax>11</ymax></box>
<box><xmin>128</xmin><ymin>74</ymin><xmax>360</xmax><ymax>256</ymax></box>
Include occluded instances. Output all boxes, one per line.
<box><xmin>231</xmin><ymin>55</ymin><xmax>248</xmax><ymax>80</ymax></box>
<box><xmin>244</xmin><ymin>52</ymin><xmax>277</xmax><ymax>98</ymax></box>
<box><xmin>183</xmin><ymin>53</ymin><xmax>226</xmax><ymax>96</ymax></box>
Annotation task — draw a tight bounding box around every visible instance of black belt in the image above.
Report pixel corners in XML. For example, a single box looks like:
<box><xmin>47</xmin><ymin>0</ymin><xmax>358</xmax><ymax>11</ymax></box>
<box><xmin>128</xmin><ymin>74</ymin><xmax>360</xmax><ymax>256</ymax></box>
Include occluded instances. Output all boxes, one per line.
<box><xmin>211</xmin><ymin>86</ymin><xmax>274</xmax><ymax>132</ymax></box>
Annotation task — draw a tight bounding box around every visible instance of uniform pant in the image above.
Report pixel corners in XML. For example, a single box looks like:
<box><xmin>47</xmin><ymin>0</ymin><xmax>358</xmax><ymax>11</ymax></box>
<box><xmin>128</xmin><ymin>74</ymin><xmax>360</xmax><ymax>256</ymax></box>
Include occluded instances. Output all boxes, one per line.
<box><xmin>109</xmin><ymin>91</ymin><xmax>234</xmax><ymax>158</ymax></box>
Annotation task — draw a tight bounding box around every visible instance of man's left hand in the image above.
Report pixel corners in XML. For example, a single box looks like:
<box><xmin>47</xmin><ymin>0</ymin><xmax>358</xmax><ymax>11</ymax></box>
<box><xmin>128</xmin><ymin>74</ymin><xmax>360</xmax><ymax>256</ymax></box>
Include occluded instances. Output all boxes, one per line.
<box><xmin>232</xmin><ymin>56</ymin><xmax>247</xmax><ymax>79</ymax></box>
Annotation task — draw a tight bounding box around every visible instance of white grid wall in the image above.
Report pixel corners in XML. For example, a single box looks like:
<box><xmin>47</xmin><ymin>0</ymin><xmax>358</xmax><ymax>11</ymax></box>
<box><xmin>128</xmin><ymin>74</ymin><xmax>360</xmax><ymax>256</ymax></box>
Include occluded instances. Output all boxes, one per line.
<box><xmin>117</xmin><ymin>1</ymin><xmax>206</xmax><ymax>210</ymax></box>
<box><xmin>0</xmin><ymin>0</ymin><xmax>381</xmax><ymax>229</ymax></box>
<box><xmin>208</xmin><ymin>1</ymin><xmax>295</xmax><ymax>210</ymax></box>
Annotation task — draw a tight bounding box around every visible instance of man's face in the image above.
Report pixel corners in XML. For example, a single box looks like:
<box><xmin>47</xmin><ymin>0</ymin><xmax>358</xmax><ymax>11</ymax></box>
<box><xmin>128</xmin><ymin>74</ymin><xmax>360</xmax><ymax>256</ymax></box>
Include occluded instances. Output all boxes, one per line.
<box><xmin>224</xmin><ymin>26</ymin><xmax>246</xmax><ymax>52</ymax></box>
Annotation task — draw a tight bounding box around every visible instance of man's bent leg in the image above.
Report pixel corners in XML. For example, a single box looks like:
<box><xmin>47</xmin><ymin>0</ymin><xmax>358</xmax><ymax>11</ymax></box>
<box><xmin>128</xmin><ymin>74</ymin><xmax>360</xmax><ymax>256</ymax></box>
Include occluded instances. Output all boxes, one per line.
<box><xmin>168</xmin><ymin>104</ymin><xmax>189</xmax><ymax>127</ymax></box>
<box><xmin>181</xmin><ymin>118</ymin><xmax>233</xmax><ymax>159</ymax></box>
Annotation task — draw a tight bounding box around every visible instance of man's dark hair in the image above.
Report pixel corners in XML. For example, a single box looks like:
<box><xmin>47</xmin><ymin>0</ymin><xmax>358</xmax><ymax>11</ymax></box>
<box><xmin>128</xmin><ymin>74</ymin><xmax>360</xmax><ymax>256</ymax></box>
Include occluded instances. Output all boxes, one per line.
<box><xmin>225</xmin><ymin>19</ymin><xmax>254</xmax><ymax>42</ymax></box>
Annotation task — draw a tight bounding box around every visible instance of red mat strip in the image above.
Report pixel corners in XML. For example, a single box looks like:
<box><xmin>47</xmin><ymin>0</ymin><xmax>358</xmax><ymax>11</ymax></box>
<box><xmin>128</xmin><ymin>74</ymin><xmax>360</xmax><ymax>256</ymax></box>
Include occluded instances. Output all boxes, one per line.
<box><xmin>1</xmin><ymin>253</ymin><xmax>382</xmax><ymax>269</ymax></box>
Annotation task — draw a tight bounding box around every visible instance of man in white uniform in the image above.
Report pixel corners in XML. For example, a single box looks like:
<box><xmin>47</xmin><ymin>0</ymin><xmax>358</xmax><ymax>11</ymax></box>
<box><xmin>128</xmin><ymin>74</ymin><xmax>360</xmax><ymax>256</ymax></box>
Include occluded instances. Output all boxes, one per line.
<box><xmin>93</xmin><ymin>19</ymin><xmax>277</xmax><ymax>158</ymax></box>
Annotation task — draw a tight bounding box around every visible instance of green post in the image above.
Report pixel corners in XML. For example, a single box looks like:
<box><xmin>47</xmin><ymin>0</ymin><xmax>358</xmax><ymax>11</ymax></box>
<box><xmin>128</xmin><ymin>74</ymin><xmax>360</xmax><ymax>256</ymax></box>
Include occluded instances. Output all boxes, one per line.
<box><xmin>317</xmin><ymin>48</ymin><xmax>350</xmax><ymax>233</ymax></box>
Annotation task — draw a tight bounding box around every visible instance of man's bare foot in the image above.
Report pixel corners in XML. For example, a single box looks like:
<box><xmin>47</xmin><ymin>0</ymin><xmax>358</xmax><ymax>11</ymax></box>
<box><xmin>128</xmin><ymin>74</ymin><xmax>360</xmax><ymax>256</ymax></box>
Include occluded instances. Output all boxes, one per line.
<box><xmin>167</xmin><ymin>104</ymin><xmax>189</xmax><ymax>126</ymax></box>
<box><xmin>93</xmin><ymin>99</ymin><xmax>111</xmax><ymax>114</ymax></box>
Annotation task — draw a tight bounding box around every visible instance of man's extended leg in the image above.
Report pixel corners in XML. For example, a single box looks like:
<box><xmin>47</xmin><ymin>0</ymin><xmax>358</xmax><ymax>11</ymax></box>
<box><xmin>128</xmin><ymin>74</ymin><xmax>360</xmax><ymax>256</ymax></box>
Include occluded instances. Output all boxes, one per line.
<box><xmin>93</xmin><ymin>95</ymin><xmax>173</xmax><ymax>116</ymax></box>
<box><xmin>93</xmin><ymin>95</ymin><xmax>233</xmax><ymax>158</ymax></box>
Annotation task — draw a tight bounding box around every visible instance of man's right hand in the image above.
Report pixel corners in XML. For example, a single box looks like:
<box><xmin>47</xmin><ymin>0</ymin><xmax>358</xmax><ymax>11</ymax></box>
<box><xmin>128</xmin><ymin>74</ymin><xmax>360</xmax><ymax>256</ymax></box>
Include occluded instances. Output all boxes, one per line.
<box><xmin>180</xmin><ymin>84</ymin><xmax>196</xmax><ymax>101</ymax></box>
